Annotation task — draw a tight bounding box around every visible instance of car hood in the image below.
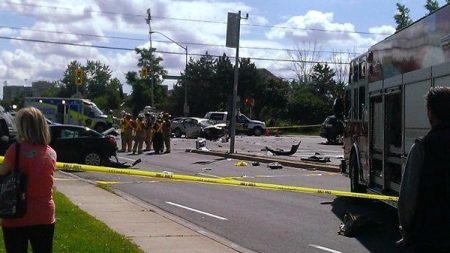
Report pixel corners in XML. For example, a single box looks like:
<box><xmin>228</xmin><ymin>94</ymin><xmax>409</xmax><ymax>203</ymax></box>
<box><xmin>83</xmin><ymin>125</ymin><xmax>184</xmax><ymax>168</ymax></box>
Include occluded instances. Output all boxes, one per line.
<box><xmin>204</xmin><ymin>123</ymin><xmax>226</xmax><ymax>129</ymax></box>
<box><xmin>249</xmin><ymin>120</ymin><xmax>265</xmax><ymax>126</ymax></box>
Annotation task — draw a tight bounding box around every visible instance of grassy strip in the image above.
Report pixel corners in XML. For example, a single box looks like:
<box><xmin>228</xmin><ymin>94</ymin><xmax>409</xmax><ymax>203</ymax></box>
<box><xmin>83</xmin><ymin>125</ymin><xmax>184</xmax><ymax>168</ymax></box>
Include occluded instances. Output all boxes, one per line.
<box><xmin>0</xmin><ymin>191</ymin><xmax>144</xmax><ymax>253</ymax></box>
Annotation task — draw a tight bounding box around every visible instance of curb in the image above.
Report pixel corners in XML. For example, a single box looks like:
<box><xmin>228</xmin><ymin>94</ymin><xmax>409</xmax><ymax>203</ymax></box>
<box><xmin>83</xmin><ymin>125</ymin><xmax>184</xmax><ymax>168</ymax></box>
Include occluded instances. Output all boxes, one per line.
<box><xmin>186</xmin><ymin>149</ymin><xmax>340</xmax><ymax>173</ymax></box>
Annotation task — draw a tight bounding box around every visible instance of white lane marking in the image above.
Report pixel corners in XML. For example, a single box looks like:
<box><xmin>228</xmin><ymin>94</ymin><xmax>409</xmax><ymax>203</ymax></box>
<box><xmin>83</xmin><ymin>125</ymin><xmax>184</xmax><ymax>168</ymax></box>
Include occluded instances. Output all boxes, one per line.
<box><xmin>308</xmin><ymin>244</ymin><xmax>342</xmax><ymax>253</ymax></box>
<box><xmin>166</xmin><ymin>201</ymin><xmax>228</xmax><ymax>221</ymax></box>
<box><xmin>116</xmin><ymin>156</ymin><xmax>135</xmax><ymax>161</ymax></box>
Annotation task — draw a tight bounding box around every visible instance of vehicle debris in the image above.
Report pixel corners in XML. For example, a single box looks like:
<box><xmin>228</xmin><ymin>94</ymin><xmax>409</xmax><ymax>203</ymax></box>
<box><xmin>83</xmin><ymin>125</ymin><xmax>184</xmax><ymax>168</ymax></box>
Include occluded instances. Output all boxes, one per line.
<box><xmin>268</xmin><ymin>162</ymin><xmax>283</xmax><ymax>169</ymax></box>
<box><xmin>338</xmin><ymin>212</ymin><xmax>374</xmax><ymax>237</ymax></box>
<box><xmin>301</xmin><ymin>156</ymin><xmax>331</xmax><ymax>163</ymax></box>
<box><xmin>264</xmin><ymin>141</ymin><xmax>301</xmax><ymax>156</ymax></box>
<box><xmin>252</xmin><ymin>161</ymin><xmax>260</xmax><ymax>166</ymax></box>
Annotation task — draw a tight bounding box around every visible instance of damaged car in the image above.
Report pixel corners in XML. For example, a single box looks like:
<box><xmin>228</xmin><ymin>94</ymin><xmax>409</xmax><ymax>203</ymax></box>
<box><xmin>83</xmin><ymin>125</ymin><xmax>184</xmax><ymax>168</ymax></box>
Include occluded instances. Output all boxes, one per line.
<box><xmin>172</xmin><ymin>117</ymin><xmax>225</xmax><ymax>140</ymax></box>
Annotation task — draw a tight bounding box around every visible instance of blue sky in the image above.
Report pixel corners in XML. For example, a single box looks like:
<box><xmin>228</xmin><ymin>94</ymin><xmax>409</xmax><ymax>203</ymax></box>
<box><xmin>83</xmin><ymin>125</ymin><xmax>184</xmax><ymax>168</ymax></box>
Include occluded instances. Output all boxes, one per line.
<box><xmin>0</xmin><ymin>0</ymin><xmax>448</xmax><ymax>97</ymax></box>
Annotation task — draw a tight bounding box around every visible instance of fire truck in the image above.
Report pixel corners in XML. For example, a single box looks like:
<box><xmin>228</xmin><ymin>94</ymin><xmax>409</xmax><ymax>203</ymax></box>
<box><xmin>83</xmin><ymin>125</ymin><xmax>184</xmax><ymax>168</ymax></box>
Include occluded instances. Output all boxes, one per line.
<box><xmin>342</xmin><ymin>4</ymin><xmax>450</xmax><ymax>205</ymax></box>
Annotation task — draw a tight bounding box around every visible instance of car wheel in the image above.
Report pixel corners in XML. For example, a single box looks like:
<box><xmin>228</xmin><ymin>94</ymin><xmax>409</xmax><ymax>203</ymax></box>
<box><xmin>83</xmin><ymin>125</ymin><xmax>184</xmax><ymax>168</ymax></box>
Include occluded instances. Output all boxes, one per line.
<box><xmin>253</xmin><ymin>127</ymin><xmax>263</xmax><ymax>136</ymax></box>
<box><xmin>83</xmin><ymin>152</ymin><xmax>103</xmax><ymax>166</ymax></box>
<box><xmin>349</xmin><ymin>151</ymin><xmax>365</xmax><ymax>193</ymax></box>
<box><xmin>174</xmin><ymin>128</ymin><xmax>182</xmax><ymax>138</ymax></box>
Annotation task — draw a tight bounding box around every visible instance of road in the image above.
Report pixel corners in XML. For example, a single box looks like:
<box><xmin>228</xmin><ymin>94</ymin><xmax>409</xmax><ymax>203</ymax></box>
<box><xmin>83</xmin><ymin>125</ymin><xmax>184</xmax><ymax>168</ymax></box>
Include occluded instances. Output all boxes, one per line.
<box><xmin>75</xmin><ymin>136</ymin><xmax>403</xmax><ymax>253</ymax></box>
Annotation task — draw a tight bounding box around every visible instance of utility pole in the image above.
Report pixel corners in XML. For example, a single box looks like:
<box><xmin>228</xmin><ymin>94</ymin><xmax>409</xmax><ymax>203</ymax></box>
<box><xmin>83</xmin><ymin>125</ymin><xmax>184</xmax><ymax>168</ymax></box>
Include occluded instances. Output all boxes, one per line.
<box><xmin>146</xmin><ymin>8</ymin><xmax>154</xmax><ymax>107</ymax></box>
<box><xmin>226</xmin><ymin>11</ymin><xmax>248</xmax><ymax>154</ymax></box>
<box><xmin>184</xmin><ymin>45</ymin><xmax>189</xmax><ymax>116</ymax></box>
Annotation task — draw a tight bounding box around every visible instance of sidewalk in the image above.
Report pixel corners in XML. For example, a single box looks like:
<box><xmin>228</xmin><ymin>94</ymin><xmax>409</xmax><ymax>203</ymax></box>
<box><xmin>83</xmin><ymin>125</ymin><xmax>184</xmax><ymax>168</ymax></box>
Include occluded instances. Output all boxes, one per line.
<box><xmin>54</xmin><ymin>171</ymin><xmax>252</xmax><ymax>253</ymax></box>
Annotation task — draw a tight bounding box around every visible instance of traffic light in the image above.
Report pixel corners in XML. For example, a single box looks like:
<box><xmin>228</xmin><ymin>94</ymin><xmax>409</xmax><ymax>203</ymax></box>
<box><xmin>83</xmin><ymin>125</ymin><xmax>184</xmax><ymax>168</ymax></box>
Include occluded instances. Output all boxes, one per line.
<box><xmin>75</xmin><ymin>68</ymin><xmax>83</xmax><ymax>85</ymax></box>
<box><xmin>140</xmin><ymin>66</ymin><xmax>148</xmax><ymax>78</ymax></box>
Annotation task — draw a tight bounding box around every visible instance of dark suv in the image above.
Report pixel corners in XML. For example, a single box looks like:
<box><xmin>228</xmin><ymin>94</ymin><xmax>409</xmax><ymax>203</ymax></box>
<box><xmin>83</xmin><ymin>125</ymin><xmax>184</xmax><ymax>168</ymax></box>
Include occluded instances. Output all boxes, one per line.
<box><xmin>319</xmin><ymin>115</ymin><xmax>344</xmax><ymax>144</ymax></box>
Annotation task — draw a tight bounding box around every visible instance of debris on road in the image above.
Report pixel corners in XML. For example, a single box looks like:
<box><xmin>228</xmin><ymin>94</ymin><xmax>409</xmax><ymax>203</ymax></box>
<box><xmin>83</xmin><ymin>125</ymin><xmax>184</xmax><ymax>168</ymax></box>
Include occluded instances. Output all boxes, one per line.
<box><xmin>252</xmin><ymin>161</ymin><xmax>260</xmax><ymax>166</ymax></box>
<box><xmin>301</xmin><ymin>156</ymin><xmax>331</xmax><ymax>163</ymax></box>
<box><xmin>264</xmin><ymin>141</ymin><xmax>301</xmax><ymax>156</ymax></box>
<box><xmin>338</xmin><ymin>212</ymin><xmax>374</xmax><ymax>237</ymax></box>
<box><xmin>268</xmin><ymin>162</ymin><xmax>283</xmax><ymax>169</ymax></box>
<box><xmin>235</xmin><ymin>161</ymin><xmax>248</xmax><ymax>166</ymax></box>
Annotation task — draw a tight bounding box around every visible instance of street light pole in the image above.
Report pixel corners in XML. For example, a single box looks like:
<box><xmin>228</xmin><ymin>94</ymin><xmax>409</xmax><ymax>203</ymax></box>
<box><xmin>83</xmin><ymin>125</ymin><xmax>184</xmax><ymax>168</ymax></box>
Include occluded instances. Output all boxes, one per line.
<box><xmin>150</xmin><ymin>31</ymin><xmax>189</xmax><ymax>116</ymax></box>
<box><xmin>146</xmin><ymin>8</ymin><xmax>154</xmax><ymax>107</ymax></box>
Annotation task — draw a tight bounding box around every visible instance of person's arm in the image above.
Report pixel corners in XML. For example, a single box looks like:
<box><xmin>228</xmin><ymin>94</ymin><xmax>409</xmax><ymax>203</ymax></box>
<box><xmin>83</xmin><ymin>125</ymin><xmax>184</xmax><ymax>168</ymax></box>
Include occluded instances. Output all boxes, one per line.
<box><xmin>0</xmin><ymin>143</ymin><xmax>16</xmax><ymax>176</ymax></box>
<box><xmin>398</xmin><ymin>142</ymin><xmax>424</xmax><ymax>243</ymax></box>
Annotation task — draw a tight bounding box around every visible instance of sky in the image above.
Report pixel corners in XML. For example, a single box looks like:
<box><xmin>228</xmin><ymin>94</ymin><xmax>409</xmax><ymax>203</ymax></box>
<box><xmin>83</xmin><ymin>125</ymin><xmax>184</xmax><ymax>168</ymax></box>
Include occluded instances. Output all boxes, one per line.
<box><xmin>0</xmin><ymin>0</ymin><xmax>448</xmax><ymax>98</ymax></box>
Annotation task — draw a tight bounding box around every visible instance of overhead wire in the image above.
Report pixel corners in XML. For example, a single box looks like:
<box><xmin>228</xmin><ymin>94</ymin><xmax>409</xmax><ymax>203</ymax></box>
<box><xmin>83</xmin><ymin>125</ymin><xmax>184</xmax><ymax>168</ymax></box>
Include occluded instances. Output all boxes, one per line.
<box><xmin>0</xmin><ymin>35</ymin><xmax>350</xmax><ymax>64</ymax></box>
<box><xmin>2</xmin><ymin>1</ymin><xmax>391</xmax><ymax>36</ymax></box>
<box><xmin>0</xmin><ymin>25</ymin><xmax>361</xmax><ymax>55</ymax></box>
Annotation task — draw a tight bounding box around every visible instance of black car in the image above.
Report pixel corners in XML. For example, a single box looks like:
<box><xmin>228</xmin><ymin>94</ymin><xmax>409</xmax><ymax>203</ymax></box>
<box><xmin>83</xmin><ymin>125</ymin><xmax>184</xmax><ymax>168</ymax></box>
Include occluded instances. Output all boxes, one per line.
<box><xmin>49</xmin><ymin>125</ymin><xmax>117</xmax><ymax>166</ymax></box>
<box><xmin>319</xmin><ymin>115</ymin><xmax>344</xmax><ymax>144</ymax></box>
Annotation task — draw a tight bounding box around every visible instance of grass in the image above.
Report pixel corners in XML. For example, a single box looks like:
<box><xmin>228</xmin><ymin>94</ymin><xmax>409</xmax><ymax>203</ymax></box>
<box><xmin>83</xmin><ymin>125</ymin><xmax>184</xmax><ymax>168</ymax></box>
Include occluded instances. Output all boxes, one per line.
<box><xmin>0</xmin><ymin>191</ymin><xmax>144</xmax><ymax>253</ymax></box>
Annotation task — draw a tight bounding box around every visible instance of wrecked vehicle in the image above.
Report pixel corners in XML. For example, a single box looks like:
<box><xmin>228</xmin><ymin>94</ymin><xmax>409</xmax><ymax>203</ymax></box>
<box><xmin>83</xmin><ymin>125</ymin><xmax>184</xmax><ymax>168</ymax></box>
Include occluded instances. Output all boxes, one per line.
<box><xmin>49</xmin><ymin>124</ymin><xmax>118</xmax><ymax>166</ymax></box>
<box><xmin>172</xmin><ymin>117</ymin><xmax>225</xmax><ymax>140</ymax></box>
<box><xmin>319</xmin><ymin>115</ymin><xmax>344</xmax><ymax>144</ymax></box>
<box><xmin>204</xmin><ymin>111</ymin><xmax>266</xmax><ymax>136</ymax></box>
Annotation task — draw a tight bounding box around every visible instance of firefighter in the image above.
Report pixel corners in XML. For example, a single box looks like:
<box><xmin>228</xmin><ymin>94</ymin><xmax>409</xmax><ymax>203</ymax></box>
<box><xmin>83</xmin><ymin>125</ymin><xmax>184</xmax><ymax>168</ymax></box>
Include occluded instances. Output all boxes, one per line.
<box><xmin>143</xmin><ymin>112</ymin><xmax>154</xmax><ymax>151</ymax></box>
<box><xmin>132</xmin><ymin>114</ymin><xmax>145</xmax><ymax>154</ymax></box>
<box><xmin>152</xmin><ymin>117</ymin><xmax>164</xmax><ymax>154</ymax></box>
<box><xmin>162</xmin><ymin>113</ymin><xmax>171</xmax><ymax>153</ymax></box>
<box><xmin>119</xmin><ymin>111</ymin><xmax>127</xmax><ymax>152</ymax></box>
<box><xmin>106</xmin><ymin>110</ymin><xmax>114</xmax><ymax>129</ymax></box>
<box><xmin>122</xmin><ymin>113</ymin><xmax>133</xmax><ymax>152</ymax></box>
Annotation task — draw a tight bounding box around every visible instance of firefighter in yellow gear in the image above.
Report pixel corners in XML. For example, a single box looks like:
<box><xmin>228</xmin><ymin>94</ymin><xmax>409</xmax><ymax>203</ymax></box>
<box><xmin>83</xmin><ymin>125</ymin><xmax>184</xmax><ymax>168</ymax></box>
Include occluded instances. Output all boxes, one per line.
<box><xmin>119</xmin><ymin>111</ymin><xmax>126</xmax><ymax>152</ymax></box>
<box><xmin>132</xmin><ymin>115</ymin><xmax>146</xmax><ymax>154</ymax></box>
<box><xmin>122</xmin><ymin>113</ymin><xmax>133</xmax><ymax>152</ymax></box>
<box><xmin>162</xmin><ymin>113</ymin><xmax>172</xmax><ymax>153</ymax></box>
<box><xmin>152</xmin><ymin>118</ymin><xmax>164</xmax><ymax>154</ymax></box>
<box><xmin>143</xmin><ymin>112</ymin><xmax>154</xmax><ymax>151</ymax></box>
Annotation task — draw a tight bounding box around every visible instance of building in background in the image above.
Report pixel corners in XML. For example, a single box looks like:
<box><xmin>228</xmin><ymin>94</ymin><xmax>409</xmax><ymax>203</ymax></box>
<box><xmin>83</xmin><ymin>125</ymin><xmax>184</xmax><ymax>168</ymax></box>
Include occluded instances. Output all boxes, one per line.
<box><xmin>3</xmin><ymin>81</ymin><xmax>54</xmax><ymax>101</ymax></box>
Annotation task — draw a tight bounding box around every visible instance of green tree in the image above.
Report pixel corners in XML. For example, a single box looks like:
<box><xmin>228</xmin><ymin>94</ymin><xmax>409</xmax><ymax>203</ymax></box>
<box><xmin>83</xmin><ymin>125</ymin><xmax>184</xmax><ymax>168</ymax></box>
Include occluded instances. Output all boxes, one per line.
<box><xmin>126</xmin><ymin>48</ymin><xmax>167</xmax><ymax>116</ymax></box>
<box><xmin>425</xmin><ymin>0</ymin><xmax>439</xmax><ymax>13</ymax></box>
<box><xmin>59</xmin><ymin>61</ymin><xmax>86</xmax><ymax>97</ymax></box>
<box><xmin>58</xmin><ymin>61</ymin><xmax>123</xmax><ymax>111</ymax></box>
<box><xmin>394</xmin><ymin>3</ymin><xmax>413</xmax><ymax>31</ymax></box>
<box><xmin>85</xmin><ymin>60</ymin><xmax>111</xmax><ymax>99</ymax></box>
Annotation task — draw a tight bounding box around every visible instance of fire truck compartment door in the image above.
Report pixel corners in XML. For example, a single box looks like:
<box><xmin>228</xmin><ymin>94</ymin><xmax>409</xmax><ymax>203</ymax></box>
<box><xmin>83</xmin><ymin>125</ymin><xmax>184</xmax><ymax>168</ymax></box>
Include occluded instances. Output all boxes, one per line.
<box><xmin>404</xmin><ymin>80</ymin><xmax>431</xmax><ymax>154</ymax></box>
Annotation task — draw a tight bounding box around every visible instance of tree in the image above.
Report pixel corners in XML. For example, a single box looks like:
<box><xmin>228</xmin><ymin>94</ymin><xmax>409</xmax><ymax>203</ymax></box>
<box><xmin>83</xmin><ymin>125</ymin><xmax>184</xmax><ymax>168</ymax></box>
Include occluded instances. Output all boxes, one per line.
<box><xmin>84</xmin><ymin>60</ymin><xmax>112</xmax><ymax>99</ymax></box>
<box><xmin>394</xmin><ymin>3</ymin><xmax>413</xmax><ymax>31</ymax></box>
<box><xmin>126</xmin><ymin>48</ymin><xmax>167</xmax><ymax>115</ymax></box>
<box><xmin>425</xmin><ymin>0</ymin><xmax>439</xmax><ymax>13</ymax></box>
<box><xmin>288</xmin><ymin>42</ymin><xmax>321</xmax><ymax>84</ymax></box>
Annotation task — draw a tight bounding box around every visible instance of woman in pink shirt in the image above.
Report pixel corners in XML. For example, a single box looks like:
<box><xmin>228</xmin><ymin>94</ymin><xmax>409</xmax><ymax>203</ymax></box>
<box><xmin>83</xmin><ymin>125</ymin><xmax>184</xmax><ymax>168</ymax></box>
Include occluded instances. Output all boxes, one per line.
<box><xmin>0</xmin><ymin>107</ymin><xmax>56</xmax><ymax>253</ymax></box>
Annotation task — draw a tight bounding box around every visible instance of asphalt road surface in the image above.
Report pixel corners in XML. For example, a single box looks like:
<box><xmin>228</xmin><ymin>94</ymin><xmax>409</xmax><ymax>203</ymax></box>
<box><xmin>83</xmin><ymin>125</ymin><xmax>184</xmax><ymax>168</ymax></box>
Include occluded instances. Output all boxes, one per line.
<box><xmin>74</xmin><ymin>136</ymin><xmax>404</xmax><ymax>253</ymax></box>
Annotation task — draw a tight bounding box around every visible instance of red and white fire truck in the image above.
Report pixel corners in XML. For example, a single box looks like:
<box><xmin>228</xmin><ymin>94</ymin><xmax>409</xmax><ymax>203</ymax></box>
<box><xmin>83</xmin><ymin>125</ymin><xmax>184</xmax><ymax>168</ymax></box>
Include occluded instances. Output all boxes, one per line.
<box><xmin>342</xmin><ymin>4</ymin><xmax>450</xmax><ymax>205</ymax></box>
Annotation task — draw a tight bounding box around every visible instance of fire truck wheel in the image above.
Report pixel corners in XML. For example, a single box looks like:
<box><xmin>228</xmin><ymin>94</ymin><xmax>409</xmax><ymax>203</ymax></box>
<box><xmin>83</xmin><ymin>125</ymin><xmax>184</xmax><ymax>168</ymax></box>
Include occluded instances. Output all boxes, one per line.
<box><xmin>350</xmin><ymin>152</ymin><xmax>365</xmax><ymax>193</ymax></box>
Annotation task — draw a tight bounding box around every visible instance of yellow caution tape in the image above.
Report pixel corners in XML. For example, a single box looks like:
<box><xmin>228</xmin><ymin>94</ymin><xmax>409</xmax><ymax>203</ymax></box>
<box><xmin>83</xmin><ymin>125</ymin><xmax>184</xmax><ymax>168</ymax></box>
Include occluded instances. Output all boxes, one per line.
<box><xmin>0</xmin><ymin>157</ymin><xmax>398</xmax><ymax>202</ymax></box>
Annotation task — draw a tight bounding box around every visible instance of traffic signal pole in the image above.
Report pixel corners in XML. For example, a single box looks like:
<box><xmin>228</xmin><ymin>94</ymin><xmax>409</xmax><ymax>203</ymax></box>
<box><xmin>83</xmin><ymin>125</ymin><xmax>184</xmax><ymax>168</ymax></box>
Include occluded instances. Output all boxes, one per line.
<box><xmin>227</xmin><ymin>11</ymin><xmax>248</xmax><ymax>154</ymax></box>
<box><xmin>146</xmin><ymin>8</ymin><xmax>154</xmax><ymax>107</ymax></box>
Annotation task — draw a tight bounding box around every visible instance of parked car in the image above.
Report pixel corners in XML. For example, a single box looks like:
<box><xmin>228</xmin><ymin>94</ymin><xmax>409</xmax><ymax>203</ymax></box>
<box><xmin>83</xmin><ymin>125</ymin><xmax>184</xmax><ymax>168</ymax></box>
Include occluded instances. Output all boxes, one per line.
<box><xmin>171</xmin><ymin>117</ymin><xmax>225</xmax><ymax>139</ymax></box>
<box><xmin>204</xmin><ymin>111</ymin><xmax>266</xmax><ymax>136</ymax></box>
<box><xmin>49</xmin><ymin>124</ymin><xmax>118</xmax><ymax>166</ymax></box>
<box><xmin>319</xmin><ymin>115</ymin><xmax>344</xmax><ymax>144</ymax></box>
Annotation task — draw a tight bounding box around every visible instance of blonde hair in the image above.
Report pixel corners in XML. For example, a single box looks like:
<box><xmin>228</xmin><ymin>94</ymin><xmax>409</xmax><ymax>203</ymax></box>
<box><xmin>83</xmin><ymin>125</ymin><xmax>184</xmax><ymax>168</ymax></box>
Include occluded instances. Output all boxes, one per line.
<box><xmin>15</xmin><ymin>107</ymin><xmax>51</xmax><ymax>145</ymax></box>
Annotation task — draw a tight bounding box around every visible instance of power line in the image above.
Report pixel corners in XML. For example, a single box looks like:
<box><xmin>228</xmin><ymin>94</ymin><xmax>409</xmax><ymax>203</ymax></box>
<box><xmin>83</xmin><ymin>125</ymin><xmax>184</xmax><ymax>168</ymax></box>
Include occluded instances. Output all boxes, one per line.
<box><xmin>2</xmin><ymin>1</ymin><xmax>390</xmax><ymax>36</ymax></box>
<box><xmin>0</xmin><ymin>35</ymin><xmax>350</xmax><ymax>64</ymax></box>
<box><xmin>0</xmin><ymin>25</ymin><xmax>361</xmax><ymax>55</ymax></box>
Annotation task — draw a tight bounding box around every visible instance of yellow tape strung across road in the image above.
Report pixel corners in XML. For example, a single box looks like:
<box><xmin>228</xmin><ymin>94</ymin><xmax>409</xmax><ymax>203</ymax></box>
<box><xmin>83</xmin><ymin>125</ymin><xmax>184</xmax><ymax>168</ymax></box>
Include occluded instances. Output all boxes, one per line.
<box><xmin>266</xmin><ymin>124</ymin><xmax>321</xmax><ymax>130</ymax></box>
<box><xmin>0</xmin><ymin>157</ymin><xmax>398</xmax><ymax>202</ymax></box>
